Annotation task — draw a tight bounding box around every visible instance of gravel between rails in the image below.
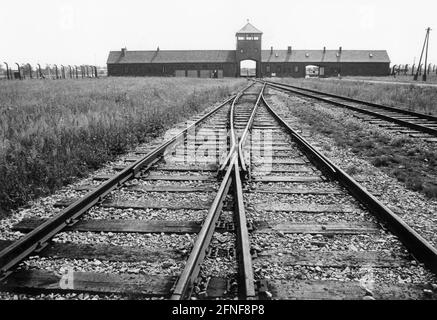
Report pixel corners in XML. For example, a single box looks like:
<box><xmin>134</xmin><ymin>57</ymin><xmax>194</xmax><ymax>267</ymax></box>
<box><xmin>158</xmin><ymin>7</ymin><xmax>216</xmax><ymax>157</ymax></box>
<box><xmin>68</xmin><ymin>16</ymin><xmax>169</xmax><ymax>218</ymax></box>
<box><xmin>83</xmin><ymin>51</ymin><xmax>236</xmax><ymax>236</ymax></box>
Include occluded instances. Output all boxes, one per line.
<box><xmin>250</xmin><ymin>232</ymin><xmax>437</xmax><ymax>285</ymax></box>
<box><xmin>84</xmin><ymin>207</ymin><xmax>209</xmax><ymax>221</ymax></box>
<box><xmin>246</xmin><ymin>210</ymin><xmax>376</xmax><ymax>224</ymax></box>
<box><xmin>125</xmin><ymin>179</ymin><xmax>220</xmax><ymax>188</ymax></box>
<box><xmin>52</xmin><ymin>231</ymin><xmax>196</xmax><ymax>251</ymax></box>
<box><xmin>251</xmin><ymin>233</ymin><xmax>405</xmax><ymax>253</ymax></box>
<box><xmin>266</xmin><ymin>91</ymin><xmax>437</xmax><ymax>248</ymax></box>
<box><xmin>0</xmin><ymin>292</ymin><xmax>128</xmax><ymax>301</ymax></box>
<box><xmin>248</xmin><ymin>181</ymin><xmax>342</xmax><ymax>190</ymax></box>
<box><xmin>105</xmin><ymin>190</ymin><xmax>214</xmax><ymax>204</ymax></box>
<box><xmin>200</xmin><ymin>232</ymin><xmax>237</xmax><ymax>278</ymax></box>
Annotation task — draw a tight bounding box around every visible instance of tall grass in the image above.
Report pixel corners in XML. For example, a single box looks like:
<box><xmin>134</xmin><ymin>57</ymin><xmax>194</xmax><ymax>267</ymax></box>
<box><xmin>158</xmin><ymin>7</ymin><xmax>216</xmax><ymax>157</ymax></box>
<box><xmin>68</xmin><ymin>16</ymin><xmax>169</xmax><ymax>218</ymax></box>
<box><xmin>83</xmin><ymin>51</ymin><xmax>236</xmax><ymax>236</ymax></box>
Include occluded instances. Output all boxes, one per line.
<box><xmin>0</xmin><ymin>77</ymin><xmax>245</xmax><ymax>215</ymax></box>
<box><xmin>276</xmin><ymin>78</ymin><xmax>437</xmax><ymax>116</ymax></box>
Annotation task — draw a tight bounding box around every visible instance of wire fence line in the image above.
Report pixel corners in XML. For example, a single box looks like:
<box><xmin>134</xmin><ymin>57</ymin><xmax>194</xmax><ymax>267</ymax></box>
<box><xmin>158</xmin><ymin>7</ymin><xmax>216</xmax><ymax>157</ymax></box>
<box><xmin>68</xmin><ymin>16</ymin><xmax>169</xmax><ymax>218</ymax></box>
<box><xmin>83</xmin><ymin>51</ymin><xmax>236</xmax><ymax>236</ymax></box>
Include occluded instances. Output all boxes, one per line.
<box><xmin>0</xmin><ymin>63</ymin><xmax>107</xmax><ymax>80</ymax></box>
<box><xmin>390</xmin><ymin>63</ymin><xmax>437</xmax><ymax>76</ymax></box>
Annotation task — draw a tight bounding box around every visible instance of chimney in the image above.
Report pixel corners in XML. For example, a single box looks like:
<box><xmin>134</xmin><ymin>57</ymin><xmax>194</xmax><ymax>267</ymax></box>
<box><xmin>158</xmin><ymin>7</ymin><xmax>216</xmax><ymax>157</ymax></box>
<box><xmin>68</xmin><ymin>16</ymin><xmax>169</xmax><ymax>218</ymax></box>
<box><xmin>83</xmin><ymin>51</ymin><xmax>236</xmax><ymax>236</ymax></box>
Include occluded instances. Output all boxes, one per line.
<box><xmin>270</xmin><ymin>46</ymin><xmax>273</xmax><ymax>54</ymax></box>
<box><xmin>323</xmin><ymin>46</ymin><xmax>326</xmax><ymax>53</ymax></box>
<box><xmin>157</xmin><ymin>46</ymin><xmax>160</xmax><ymax>52</ymax></box>
<box><xmin>339</xmin><ymin>46</ymin><xmax>342</xmax><ymax>53</ymax></box>
<box><xmin>287</xmin><ymin>46</ymin><xmax>292</xmax><ymax>54</ymax></box>
<box><xmin>121</xmin><ymin>47</ymin><xmax>127</xmax><ymax>57</ymax></box>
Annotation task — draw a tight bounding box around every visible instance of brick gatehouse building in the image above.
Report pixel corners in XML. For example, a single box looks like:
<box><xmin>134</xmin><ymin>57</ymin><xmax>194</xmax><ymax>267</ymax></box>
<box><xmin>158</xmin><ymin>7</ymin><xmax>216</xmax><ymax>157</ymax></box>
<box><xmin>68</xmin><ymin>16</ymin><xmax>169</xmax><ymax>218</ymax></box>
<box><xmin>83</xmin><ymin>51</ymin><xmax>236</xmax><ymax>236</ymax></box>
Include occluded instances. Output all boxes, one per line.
<box><xmin>107</xmin><ymin>22</ymin><xmax>390</xmax><ymax>78</ymax></box>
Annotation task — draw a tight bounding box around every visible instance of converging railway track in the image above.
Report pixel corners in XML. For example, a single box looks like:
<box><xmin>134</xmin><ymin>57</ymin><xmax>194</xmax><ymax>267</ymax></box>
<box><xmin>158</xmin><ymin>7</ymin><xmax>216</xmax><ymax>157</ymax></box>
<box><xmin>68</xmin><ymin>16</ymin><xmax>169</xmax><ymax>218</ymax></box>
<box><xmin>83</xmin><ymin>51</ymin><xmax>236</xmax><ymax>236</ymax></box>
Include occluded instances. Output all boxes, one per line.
<box><xmin>0</xmin><ymin>81</ymin><xmax>437</xmax><ymax>300</ymax></box>
<box><xmin>264</xmin><ymin>80</ymin><xmax>437</xmax><ymax>143</ymax></box>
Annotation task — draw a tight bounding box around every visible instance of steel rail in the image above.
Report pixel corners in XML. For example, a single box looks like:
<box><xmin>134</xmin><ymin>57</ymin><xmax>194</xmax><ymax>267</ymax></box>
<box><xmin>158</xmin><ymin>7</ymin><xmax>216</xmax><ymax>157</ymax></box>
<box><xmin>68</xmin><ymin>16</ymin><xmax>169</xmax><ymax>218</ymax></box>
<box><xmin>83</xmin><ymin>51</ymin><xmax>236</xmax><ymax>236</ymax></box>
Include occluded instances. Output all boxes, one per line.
<box><xmin>230</xmin><ymin>83</ymin><xmax>257</xmax><ymax>299</ymax></box>
<box><xmin>265</xmin><ymin>81</ymin><xmax>437</xmax><ymax>137</ymax></box>
<box><xmin>219</xmin><ymin>82</ymin><xmax>255</xmax><ymax>172</ymax></box>
<box><xmin>261</xmin><ymin>89</ymin><xmax>437</xmax><ymax>274</ymax></box>
<box><xmin>232</xmin><ymin>157</ymin><xmax>256</xmax><ymax>299</ymax></box>
<box><xmin>170</xmin><ymin>154</ymin><xmax>236</xmax><ymax>300</ymax></box>
<box><xmin>0</xmin><ymin>95</ymin><xmax>236</xmax><ymax>280</ymax></box>
<box><xmin>218</xmin><ymin>91</ymin><xmax>243</xmax><ymax>172</ymax></box>
<box><xmin>266</xmin><ymin>79</ymin><xmax>437</xmax><ymax>122</ymax></box>
<box><xmin>238</xmin><ymin>83</ymin><xmax>265</xmax><ymax>173</ymax></box>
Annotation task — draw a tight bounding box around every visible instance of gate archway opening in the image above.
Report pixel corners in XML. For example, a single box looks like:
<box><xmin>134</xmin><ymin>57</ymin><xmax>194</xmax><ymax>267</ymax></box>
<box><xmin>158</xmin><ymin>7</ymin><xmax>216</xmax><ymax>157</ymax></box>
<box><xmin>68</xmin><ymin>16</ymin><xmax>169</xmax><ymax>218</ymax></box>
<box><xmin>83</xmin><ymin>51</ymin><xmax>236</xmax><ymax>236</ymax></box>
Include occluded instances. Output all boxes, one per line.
<box><xmin>305</xmin><ymin>65</ymin><xmax>325</xmax><ymax>78</ymax></box>
<box><xmin>240</xmin><ymin>60</ymin><xmax>256</xmax><ymax>77</ymax></box>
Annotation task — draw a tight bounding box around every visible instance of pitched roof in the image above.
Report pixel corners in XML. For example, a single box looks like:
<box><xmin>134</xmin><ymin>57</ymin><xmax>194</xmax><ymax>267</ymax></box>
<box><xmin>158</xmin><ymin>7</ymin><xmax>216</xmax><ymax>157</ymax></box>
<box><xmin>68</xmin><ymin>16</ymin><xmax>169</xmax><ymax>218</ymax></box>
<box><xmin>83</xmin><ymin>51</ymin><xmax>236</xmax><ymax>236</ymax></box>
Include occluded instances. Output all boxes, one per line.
<box><xmin>107</xmin><ymin>50</ymin><xmax>236</xmax><ymax>64</ymax></box>
<box><xmin>236</xmin><ymin>22</ymin><xmax>263</xmax><ymax>34</ymax></box>
<box><xmin>107</xmin><ymin>49</ymin><xmax>390</xmax><ymax>64</ymax></box>
<box><xmin>261</xmin><ymin>50</ymin><xmax>390</xmax><ymax>63</ymax></box>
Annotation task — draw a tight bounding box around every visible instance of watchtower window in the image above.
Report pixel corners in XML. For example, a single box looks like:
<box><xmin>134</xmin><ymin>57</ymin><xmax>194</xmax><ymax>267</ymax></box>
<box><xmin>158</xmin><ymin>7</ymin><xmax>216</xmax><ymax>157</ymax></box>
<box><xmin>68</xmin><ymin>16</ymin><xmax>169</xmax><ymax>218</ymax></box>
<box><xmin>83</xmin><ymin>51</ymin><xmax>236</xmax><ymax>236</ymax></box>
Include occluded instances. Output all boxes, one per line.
<box><xmin>246</xmin><ymin>36</ymin><xmax>253</xmax><ymax>40</ymax></box>
<box><xmin>238</xmin><ymin>36</ymin><xmax>245</xmax><ymax>40</ymax></box>
<box><xmin>254</xmin><ymin>36</ymin><xmax>259</xmax><ymax>40</ymax></box>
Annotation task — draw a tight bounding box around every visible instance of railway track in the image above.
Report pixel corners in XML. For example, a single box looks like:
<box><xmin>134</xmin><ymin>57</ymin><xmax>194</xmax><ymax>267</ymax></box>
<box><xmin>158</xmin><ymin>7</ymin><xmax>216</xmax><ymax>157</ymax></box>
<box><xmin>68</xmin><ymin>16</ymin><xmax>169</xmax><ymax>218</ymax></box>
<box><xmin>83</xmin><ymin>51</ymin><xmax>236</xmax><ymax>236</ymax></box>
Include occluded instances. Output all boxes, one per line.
<box><xmin>1</xmin><ymin>81</ymin><xmax>437</xmax><ymax>300</ymax></box>
<box><xmin>264</xmin><ymin>80</ymin><xmax>437</xmax><ymax>143</ymax></box>
<box><xmin>229</xmin><ymin>84</ymin><xmax>437</xmax><ymax>299</ymax></box>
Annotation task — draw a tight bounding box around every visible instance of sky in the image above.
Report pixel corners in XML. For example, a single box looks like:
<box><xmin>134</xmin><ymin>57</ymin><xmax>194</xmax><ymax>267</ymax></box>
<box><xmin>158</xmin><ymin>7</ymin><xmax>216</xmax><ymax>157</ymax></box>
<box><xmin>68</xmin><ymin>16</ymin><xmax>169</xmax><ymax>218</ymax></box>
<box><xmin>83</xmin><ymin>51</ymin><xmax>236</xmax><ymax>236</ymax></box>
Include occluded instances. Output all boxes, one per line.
<box><xmin>0</xmin><ymin>0</ymin><xmax>435</xmax><ymax>67</ymax></box>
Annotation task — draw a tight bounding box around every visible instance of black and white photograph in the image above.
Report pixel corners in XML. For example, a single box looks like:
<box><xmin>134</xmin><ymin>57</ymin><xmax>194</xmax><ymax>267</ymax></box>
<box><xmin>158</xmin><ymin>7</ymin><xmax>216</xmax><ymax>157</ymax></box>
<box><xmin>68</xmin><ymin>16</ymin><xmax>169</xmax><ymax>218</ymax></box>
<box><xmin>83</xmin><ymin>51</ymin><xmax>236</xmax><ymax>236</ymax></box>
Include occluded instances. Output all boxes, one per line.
<box><xmin>0</xmin><ymin>0</ymin><xmax>436</xmax><ymax>314</ymax></box>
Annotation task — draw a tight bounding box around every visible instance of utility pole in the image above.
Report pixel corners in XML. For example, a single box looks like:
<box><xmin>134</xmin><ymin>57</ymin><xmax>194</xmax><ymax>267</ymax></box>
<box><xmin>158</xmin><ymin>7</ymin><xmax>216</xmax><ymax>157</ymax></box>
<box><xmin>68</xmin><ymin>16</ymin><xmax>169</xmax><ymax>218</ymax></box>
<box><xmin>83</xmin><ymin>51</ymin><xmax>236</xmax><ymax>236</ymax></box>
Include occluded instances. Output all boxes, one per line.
<box><xmin>423</xmin><ymin>27</ymin><xmax>431</xmax><ymax>81</ymax></box>
<box><xmin>414</xmin><ymin>27</ymin><xmax>431</xmax><ymax>81</ymax></box>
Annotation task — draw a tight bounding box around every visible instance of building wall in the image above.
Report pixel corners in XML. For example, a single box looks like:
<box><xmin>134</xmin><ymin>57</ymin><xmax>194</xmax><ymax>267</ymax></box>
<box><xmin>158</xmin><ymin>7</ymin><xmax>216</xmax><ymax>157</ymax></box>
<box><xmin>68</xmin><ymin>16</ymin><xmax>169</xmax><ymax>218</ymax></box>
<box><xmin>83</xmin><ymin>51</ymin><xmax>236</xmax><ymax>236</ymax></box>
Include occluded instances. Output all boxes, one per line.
<box><xmin>108</xmin><ymin>61</ymin><xmax>389</xmax><ymax>78</ymax></box>
<box><xmin>261</xmin><ymin>62</ymin><xmax>390</xmax><ymax>77</ymax></box>
<box><xmin>108</xmin><ymin>63</ymin><xmax>236</xmax><ymax>77</ymax></box>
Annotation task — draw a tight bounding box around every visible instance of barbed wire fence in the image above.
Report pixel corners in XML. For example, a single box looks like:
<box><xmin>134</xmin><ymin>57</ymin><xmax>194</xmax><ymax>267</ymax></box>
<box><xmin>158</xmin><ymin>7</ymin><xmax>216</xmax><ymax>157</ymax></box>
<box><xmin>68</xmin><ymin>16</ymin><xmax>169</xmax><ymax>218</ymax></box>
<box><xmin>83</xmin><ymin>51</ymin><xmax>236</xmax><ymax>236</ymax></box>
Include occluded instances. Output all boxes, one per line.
<box><xmin>390</xmin><ymin>63</ymin><xmax>437</xmax><ymax>77</ymax></box>
<box><xmin>0</xmin><ymin>63</ymin><xmax>106</xmax><ymax>80</ymax></box>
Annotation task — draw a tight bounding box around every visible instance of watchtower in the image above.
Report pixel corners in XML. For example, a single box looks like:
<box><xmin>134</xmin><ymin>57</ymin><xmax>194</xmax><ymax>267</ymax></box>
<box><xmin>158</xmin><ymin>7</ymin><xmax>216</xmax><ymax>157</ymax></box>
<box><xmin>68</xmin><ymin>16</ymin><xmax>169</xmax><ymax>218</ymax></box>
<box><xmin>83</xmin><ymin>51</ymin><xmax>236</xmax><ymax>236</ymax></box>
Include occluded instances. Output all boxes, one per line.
<box><xmin>236</xmin><ymin>22</ymin><xmax>262</xmax><ymax>77</ymax></box>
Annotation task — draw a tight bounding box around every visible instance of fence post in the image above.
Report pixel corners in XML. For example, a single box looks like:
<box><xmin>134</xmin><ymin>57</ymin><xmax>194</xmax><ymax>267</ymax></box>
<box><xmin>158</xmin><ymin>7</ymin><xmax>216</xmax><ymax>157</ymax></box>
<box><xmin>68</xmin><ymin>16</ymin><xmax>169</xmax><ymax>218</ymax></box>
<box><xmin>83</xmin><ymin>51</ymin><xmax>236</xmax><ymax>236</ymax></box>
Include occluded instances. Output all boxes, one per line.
<box><xmin>28</xmin><ymin>64</ymin><xmax>33</xmax><ymax>79</ymax></box>
<box><xmin>4</xmin><ymin>62</ymin><xmax>10</xmax><ymax>80</ymax></box>
<box><xmin>15</xmin><ymin>63</ymin><xmax>22</xmax><ymax>80</ymax></box>
<box><xmin>37</xmin><ymin>64</ymin><xmax>42</xmax><ymax>79</ymax></box>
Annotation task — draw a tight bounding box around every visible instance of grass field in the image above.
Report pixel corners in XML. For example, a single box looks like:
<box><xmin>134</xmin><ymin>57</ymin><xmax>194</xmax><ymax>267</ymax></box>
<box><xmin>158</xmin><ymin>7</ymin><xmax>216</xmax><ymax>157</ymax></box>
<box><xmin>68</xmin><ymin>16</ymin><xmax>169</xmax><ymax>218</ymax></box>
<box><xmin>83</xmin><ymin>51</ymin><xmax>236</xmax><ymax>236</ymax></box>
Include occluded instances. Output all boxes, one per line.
<box><xmin>275</xmin><ymin>77</ymin><xmax>437</xmax><ymax>116</ymax></box>
<box><xmin>0</xmin><ymin>77</ymin><xmax>246</xmax><ymax>216</ymax></box>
